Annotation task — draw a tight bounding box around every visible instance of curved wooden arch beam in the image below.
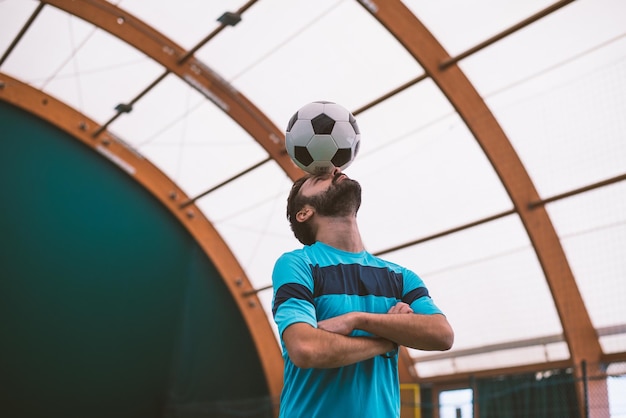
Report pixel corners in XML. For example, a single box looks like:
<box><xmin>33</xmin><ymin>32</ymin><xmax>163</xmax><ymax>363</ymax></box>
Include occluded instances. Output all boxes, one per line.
<box><xmin>362</xmin><ymin>0</ymin><xmax>605</xmax><ymax>402</ymax></box>
<box><xmin>41</xmin><ymin>0</ymin><xmax>302</xmax><ymax>182</ymax></box>
<box><xmin>0</xmin><ymin>72</ymin><xmax>284</xmax><ymax>400</ymax></box>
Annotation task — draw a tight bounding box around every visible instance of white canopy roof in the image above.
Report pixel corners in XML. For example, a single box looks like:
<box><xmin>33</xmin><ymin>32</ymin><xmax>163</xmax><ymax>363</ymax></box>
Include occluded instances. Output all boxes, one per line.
<box><xmin>1</xmin><ymin>0</ymin><xmax>624</xmax><ymax>380</ymax></box>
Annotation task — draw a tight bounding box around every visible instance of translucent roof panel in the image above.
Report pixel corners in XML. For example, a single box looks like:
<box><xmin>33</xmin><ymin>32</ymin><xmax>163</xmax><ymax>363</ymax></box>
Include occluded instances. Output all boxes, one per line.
<box><xmin>109</xmin><ymin>74</ymin><xmax>270</xmax><ymax>197</ymax></box>
<box><xmin>351</xmin><ymin>81</ymin><xmax>512</xmax><ymax>252</ymax></box>
<box><xmin>391</xmin><ymin>215</ymin><xmax>565</xmax><ymax>375</ymax></box>
<box><xmin>108</xmin><ymin>0</ymin><xmax>241</xmax><ymax>50</ymax></box>
<box><xmin>406</xmin><ymin>0</ymin><xmax>556</xmax><ymax>56</ymax></box>
<box><xmin>1</xmin><ymin>5</ymin><xmax>164</xmax><ymax>124</ymax></box>
<box><xmin>196</xmin><ymin>0</ymin><xmax>424</xmax><ymax>128</ymax></box>
<box><xmin>480</xmin><ymin>36</ymin><xmax>626</xmax><ymax>197</ymax></box>
<box><xmin>547</xmin><ymin>183</ymin><xmax>626</xmax><ymax>354</ymax></box>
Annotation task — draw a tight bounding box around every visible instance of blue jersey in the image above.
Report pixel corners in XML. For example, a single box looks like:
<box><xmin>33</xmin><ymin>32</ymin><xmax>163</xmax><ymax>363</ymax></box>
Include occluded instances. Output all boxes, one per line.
<box><xmin>272</xmin><ymin>242</ymin><xmax>442</xmax><ymax>418</ymax></box>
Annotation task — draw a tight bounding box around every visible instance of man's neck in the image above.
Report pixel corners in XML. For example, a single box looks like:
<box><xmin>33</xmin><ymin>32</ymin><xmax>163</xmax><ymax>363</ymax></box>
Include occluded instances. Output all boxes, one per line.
<box><xmin>315</xmin><ymin>215</ymin><xmax>364</xmax><ymax>253</ymax></box>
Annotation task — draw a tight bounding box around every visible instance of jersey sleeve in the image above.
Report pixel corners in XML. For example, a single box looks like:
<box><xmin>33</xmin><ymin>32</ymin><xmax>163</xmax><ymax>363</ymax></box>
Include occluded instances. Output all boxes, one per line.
<box><xmin>272</xmin><ymin>251</ymin><xmax>318</xmax><ymax>337</ymax></box>
<box><xmin>401</xmin><ymin>268</ymin><xmax>443</xmax><ymax>315</ymax></box>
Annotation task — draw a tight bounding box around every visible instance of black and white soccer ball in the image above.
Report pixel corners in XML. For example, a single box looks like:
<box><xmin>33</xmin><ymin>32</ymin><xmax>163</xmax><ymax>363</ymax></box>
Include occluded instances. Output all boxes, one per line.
<box><xmin>285</xmin><ymin>101</ymin><xmax>361</xmax><ymax>174</ymax></box>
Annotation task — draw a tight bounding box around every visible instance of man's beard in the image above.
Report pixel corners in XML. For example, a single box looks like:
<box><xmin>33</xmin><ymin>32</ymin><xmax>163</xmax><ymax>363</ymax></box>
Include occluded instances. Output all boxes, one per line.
<box><xmin>305</xmin><ymin>175</ymin><xmax>362</xmax><ymax>217</ymax></box>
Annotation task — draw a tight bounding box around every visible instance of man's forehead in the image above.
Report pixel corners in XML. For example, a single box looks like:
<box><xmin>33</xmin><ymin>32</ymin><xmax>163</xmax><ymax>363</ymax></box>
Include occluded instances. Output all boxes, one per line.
<box><xmin>299</xmin><ymin>177</ymin><xmax>316</xmax><ymax>194</ymax></box>
<box><xmin>299</xmin><ymin>174</ymin><xmax>327</xmax><ymax>196</ymax></box>
<box><xmin>302</xmin><ymin>176</ymin><xmax>316</xmax><ymax>187</ymax></box>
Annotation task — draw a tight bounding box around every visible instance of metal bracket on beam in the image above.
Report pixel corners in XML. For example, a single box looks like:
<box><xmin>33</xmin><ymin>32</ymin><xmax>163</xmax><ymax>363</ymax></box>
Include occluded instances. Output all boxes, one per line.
<box><xmin>218</xmin><ymin>11</ymin><xmax>242</xmax><ymax>26</ymax></box>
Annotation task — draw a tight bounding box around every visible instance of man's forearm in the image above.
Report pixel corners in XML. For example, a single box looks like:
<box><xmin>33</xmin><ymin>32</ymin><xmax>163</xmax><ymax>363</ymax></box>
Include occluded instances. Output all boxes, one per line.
<box><xmin>283</xmin><ymin>323</ymin><xmax>396</xmax><ymax>369</ymax></box>
<box><xmin>353</xmin><ymin>312</ymin><xmax>453</xmax><ymax>351</ymax></box>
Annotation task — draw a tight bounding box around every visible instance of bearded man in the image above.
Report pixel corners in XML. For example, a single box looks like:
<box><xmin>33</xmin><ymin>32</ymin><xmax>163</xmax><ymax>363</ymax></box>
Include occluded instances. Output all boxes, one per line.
<box><xmin>272</xmin><ymin>168</ymin><xmax>454</xmax><ymax>418</ymax></box>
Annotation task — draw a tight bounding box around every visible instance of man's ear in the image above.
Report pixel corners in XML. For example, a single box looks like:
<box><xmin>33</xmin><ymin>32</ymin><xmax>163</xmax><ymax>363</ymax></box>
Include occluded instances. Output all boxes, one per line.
<box><xmin>296</xmin><ymin>205</ymin><xmax>314</xmax><ymax>223</ymax></box>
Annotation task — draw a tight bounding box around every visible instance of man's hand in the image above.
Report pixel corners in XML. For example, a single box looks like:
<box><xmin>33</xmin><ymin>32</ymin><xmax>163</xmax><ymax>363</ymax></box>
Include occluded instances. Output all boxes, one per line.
<box><xmin>317</xmin><ymin>301</ymin><xmax>413</xmax><ymax>335</ymax></box>
<box><xmin>317</xmin><ymin>301</ymin><xmax>453</xmax><ymax>352</ymax></box>
<box><xmin>387</xmin><ymin>301</ymin><xmax>413</xmax><ymax>314</ymax></box>
<box><xmin>317</xmin><ymin>312</ymin><xmax>356</xmax><ymax>336</ymax></box>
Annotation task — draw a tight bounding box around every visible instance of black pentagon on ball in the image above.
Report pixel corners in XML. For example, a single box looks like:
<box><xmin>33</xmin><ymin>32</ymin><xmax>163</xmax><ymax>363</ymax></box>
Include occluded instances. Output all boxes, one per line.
<box><xmin>286</xmin><ymin>112</ymin><xmax>299</xmax><ymax>132</ymax></box>
<box><xmin>331</xmin><ymin>148</ymin><xmax>352</xmax><ymax>167</ymax></box>
<box><xmin>349</xmin><ymin>114</ymin><xmax>360</xmax><ymax>134</ymax></box>
<box><xmin>294</xmin><ymin>145</ymin><xmax>314</xmax><ymax>166</ymax></box>
<box><xmin>311</xmin><ymin>113</ymin><xmax>335</xmax><ymax>135</ymax></box>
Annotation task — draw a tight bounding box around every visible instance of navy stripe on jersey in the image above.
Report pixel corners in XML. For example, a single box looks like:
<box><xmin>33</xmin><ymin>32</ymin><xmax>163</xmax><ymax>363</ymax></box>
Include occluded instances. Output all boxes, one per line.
<box><xmin>402</xmin><ymin>287</ymin><xmax>430</xmax><ymax>305</ymax></box>
<box><xmin>311</xmin><ymin>264</ymin><xmax>403</xmax><ymax>299</ymax></box>
<box><xmin>273</xmin><ymin>283</ymin><xmax>313</xmax><ymax>316</ymax></box>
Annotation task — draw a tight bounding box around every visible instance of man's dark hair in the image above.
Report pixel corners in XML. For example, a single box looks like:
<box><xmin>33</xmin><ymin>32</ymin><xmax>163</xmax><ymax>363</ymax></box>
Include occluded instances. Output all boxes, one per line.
<box><xmin>286</xmin><ymin>175</ymin><xmax>316</xmax><ymax>245</ymax></box>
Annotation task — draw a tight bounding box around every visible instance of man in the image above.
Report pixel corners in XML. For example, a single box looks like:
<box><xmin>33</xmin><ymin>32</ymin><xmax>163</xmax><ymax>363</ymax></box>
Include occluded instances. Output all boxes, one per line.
<box><xmin>272</xmin><ymin>168</ymin><xmax>453</xmax><ymax>417</ymax></box>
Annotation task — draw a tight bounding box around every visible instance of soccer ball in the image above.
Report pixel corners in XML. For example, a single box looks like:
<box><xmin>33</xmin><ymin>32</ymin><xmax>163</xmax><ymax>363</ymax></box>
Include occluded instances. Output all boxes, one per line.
<box><xmin>285</xmin><ymin>101</ymin><xmax>361</xmax><ymax>174</ymax></box>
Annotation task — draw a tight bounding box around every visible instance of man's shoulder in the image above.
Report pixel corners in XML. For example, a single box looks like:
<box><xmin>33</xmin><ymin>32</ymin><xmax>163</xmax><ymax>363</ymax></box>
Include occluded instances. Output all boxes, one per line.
<box><xmin>279</xmin><ymin>245</ymin><xmax>310</xmax><ymax>260</ymax></box>
<box><xmin>275</xmin><ymin>245</ymin><xmax>315</xmax><ymax>270</ymax></box>
<box><xmin>280</xmin><ymin>242</ymin><xmax>326</xmax><ymax>258</ymax></box>
<box><xmin>363</xmin><ymin>252</ymin><xmax>407</xmax><ymax>272</ymax></box>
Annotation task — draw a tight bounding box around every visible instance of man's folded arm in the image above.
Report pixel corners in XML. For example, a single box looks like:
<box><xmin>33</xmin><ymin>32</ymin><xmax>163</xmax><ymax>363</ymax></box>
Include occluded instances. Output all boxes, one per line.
<box><xmin>282</xmin><ymin>322</ymin><xmax>396</xmax><ymax>369</ymax></box>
